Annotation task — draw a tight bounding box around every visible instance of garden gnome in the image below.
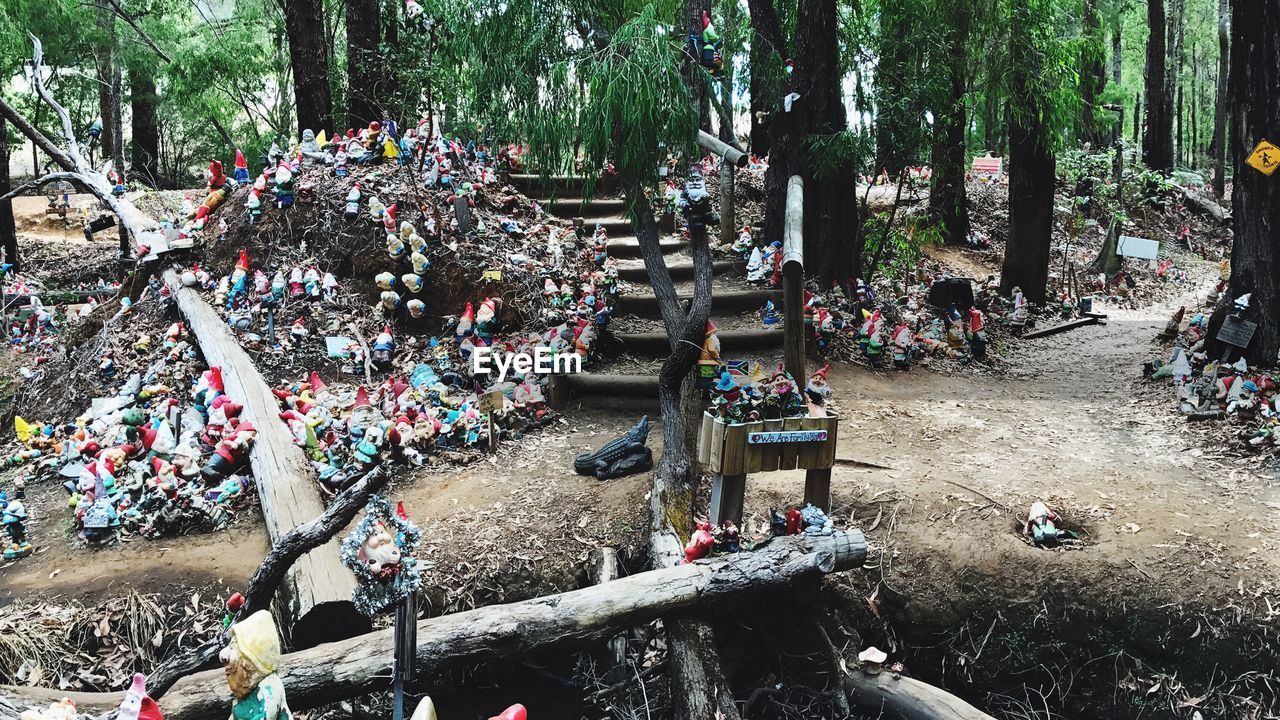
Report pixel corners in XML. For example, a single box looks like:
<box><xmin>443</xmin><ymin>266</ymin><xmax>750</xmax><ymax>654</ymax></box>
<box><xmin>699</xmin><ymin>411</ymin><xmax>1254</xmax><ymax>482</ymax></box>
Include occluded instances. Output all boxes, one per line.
<box><xmin>1010</xmin><ymin>287</ymin><xmax>1028</xmax><ymax>332</ymax></box>
<box><xmin>116</xmin><ymin>674</ymin><xmax>163</xmax><ymax>720</ymax></box>
<box><xmin>233</xmin><ymin>150</ymin><xmax>250</xmax><ymax>183</ymax></box>
<box><xmin>219</xmin><ymin>610</ymin><xmax>292</xmax><ymax>720</ymax></box>
<box><xmin>857</xmin><ymin>647</ymin><xmax>888</xmax><ymax>675</ymax></box>
<box><xmin>682</xmin><ymin>521</ymin><xmax>715</xmax><ymax>563</ymax></box>
<box><xmin>488</xmin><ymin>706</ymin><xmax>527</xmax><ymax>720</ymax></box>
<box><xmin>1025</xmin><ymin>501</ymin><xmax>1065</xmax><ymax>545</ymax></box>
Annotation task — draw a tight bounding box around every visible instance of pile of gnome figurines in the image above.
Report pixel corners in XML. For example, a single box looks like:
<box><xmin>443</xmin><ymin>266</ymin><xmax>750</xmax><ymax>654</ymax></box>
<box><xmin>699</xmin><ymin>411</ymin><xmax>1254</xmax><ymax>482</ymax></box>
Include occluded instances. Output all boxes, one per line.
<box><xmin>1152</xmin><ymin>292</ymin><xmax>1280</xmax><ymax>449</ymax></box>
<box><xmin>681</xmin><ymin>504</ymin><xmax>836</xmax><ymax>564</ymax></box>
<box><xmin>5</xmin><ymin>327</ymin><xmax>260</xmax><ymax>556</ymax></box>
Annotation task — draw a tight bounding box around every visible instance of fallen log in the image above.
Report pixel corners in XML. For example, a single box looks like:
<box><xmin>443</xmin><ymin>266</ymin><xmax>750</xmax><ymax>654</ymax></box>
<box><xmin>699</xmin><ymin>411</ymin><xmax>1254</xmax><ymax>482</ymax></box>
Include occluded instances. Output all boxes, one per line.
<box><xmin>1180</xmin><ymin>186</ymin><xmax>1230</xmax><ymax>224</ymax></box>
<box><xmin>161</xmin><ymin>269</ymin><xmax>364</xmax><ymax>646</ymax></box>
<box><xmin>844</xmin><ymin>670</ymin><xmax>996</xmax><ymax>720</ymax></box>
<box><xmin>3</xmin><ymin>532</ymin><xmax>867</xmax><ymax>720</ymax></box>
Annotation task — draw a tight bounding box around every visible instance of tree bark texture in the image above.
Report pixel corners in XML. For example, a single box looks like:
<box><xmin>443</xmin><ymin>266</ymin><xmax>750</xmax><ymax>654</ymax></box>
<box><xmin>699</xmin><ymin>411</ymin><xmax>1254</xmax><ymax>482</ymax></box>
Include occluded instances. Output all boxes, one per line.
<box><xmin>0</xmin><ymin>113</ymin><xmax>16</xmax><ymax>271</ymax></box>
<box><xmin>874</xmin><ymin>0</ymin><xmax>918</xmax><ymax>176</ymax></box>
<box><xmin>345</xmin><ymin>0</ymin><xmax>381</xmax><ymax>127</ymax></box>
<box><xmin>1000</xmin><ymin>0</ymin><xmax>1056</xmax><ymax>305</ymax></box>
<box><xmin>129</xmin><ymin>62</ymin><xmax>160</xmax><ymax>188</ymax></box>
<box><xmin>746</xmin><ymin>0</ymin><xmax>786</xmax><ymax>156</ymax></box>
<box><xmin>929</xmin><ymin>6</ymin><xmax>971</xmax><ymax>246</ymax></box>
<box><xmin>764</xmin><ymin>0</ymin><xmax>859</xmax><ymax>291</ymax></box>
<box><xmin>1214</xmin><ymin>0</ymin><xmax>1280</xmax><ymax>365</ymax></box>
<box><xmin>1213</xmin><ymin>0</ymin><xmax>1229</xmax><ymax>197</ymax></box>
<box><xmin>1144</xmin><ymin>0</ymin><xmax>1174</xmax><ymax>171</ymax></box>
<box><xmin>286</xmin><ymin>0</ymin><xmax>334</xmax><ymax>135</ymax></box>
<box><xmin>683</xmin><ymin>0</ymin><xmax>712</xmax><ymax>132</ymax></box>
<box><xmin>1081</xmin><ymin>0</ymin><xmax>1106</xmax><ymax>147</ymax></box>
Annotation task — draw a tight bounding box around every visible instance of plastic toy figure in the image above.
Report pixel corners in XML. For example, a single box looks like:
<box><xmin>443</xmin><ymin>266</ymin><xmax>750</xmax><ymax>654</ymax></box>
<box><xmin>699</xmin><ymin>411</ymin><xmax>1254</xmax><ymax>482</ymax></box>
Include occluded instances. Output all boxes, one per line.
<box><xmin>682</xmin><ymin>521</ymin><xmax>715</xmax><ymax>563</ymax></box>
<box><xmin>340</xmin><ymin>495</ymin><xmax>423</xmax><ymax>615</ymax></box>
<box><xmin>220</xmin><ymin>611</ymin><xmax>293</xmax><ymax>720</ymax></box>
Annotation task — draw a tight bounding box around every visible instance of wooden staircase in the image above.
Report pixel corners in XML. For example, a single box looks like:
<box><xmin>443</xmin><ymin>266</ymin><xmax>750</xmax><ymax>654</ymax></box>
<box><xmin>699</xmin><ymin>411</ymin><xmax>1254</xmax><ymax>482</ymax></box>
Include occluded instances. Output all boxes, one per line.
<box><xmin>515</xmin><ymin>174</ymin><xmax>784</xmax><ymax>405</ymax></box>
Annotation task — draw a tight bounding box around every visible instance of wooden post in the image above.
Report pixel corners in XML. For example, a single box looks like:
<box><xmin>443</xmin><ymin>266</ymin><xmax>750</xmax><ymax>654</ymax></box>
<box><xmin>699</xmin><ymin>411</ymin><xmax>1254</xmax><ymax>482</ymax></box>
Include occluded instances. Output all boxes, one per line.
<box><xmin>709</xmin><ymin>473</ymin><xmax>747</xmax><ymax>526</ymax></box>
<box><xmin>696</xmin><ymin>130</ymin><xmax>748</xmax><ymax>168</ymax></box>
<box><xmin>452</xmin><ymin>195</ymin><xmax>471</xmax><ymax>234</ymax></box>
<box><xmin>589</xmin><ymin>547</ymin><xmax>628</xmax><ymax>684</ymax></box>
<box><xmin>803</xmin><ymin>469</ymin><xmax>832</xmax><ymax>511</ymax></box>
<box><xmin>783</xmin><ymin>175</ymin><xmax>805</xmax><ymax>383</ymax></box>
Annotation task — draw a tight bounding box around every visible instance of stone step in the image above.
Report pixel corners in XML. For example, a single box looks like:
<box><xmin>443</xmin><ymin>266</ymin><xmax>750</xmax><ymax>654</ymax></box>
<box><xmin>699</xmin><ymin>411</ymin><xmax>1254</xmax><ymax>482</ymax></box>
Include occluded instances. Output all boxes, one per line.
<box><xmin>580</xmin><ymin>215</ymin><xmax>634</xmax><ymax>236</ymax></box>
<box><xmin>546</xmin><ymin>372</ymin><xmax>660</xmax><ymax>411</ymax></box>
<box><xmin>615</xmin><ymin>288</ymin><xmax>781</xmax><ymax>316</ymax></box>
<box><xmin>609</xmin><ymin>326</ymin><xmax>784</xmax><ymax>355</ymax></box>
<box><xmin>543</xmin><ymin>197</ymin><xmax>627</xmax><ymax>218</ymax></box>
<box><xmin>607</xmin><ymin>237</ymin><xmax>686</xmax><ymax>258</ymax></box>
<box><xmin>616</xmin><ymin>259</ymin><xmax>742</xmax><ymax>281</ymax></box>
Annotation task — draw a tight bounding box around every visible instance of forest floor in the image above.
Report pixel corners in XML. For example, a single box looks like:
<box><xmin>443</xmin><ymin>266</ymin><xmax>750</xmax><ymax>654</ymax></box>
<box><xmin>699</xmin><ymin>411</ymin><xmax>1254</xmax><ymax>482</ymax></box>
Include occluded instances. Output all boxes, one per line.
<box><xmin>3</xmin><ymin>188</ymin><xmax>1274</xmax><ymax>717</ymax></box>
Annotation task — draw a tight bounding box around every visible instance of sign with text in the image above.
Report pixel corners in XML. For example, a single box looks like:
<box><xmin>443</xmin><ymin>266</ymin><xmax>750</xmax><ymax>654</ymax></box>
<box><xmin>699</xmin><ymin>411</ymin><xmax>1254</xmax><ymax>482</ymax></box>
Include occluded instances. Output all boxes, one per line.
<box><xmin>747</xmin><ymin>430</ymin><xmax>828</xmax><ymax>445</ymax></box>
<box><xmin>1217</xmin><ymin>316</ymin><xmax>1258</xmax><ymax>349</ymax></box>
<box><xmin>1246</xmin><ymin>139</ymin><xmax>1280</xmax><ymax>176</ymax></box>
<box><xmin>1117</xmin><ymin>235</ymin><xmax>1160</xmax><ymax>260</ymax></box>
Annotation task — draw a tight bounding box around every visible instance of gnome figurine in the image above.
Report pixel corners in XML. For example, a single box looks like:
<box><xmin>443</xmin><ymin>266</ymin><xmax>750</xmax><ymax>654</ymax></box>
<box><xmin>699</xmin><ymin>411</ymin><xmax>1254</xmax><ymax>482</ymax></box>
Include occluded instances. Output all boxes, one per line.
<box><xmin>372</xmin><ymin>326</ymin><xmax>395</xmax><ymax>366</ymax></box>
<box><xmin>219</xmin><ymin>611</ymin><xmax>292</xmax><ymax>720</ymax></box>
<box><xmin>233</xmin><ymin>149</ymin><xmax>251</xmax><ymax>183</ymax></box>
<box><xmin>116</xmin><ymin>674</ymin><xmax>163</xmax><ymax>720</ymax></box>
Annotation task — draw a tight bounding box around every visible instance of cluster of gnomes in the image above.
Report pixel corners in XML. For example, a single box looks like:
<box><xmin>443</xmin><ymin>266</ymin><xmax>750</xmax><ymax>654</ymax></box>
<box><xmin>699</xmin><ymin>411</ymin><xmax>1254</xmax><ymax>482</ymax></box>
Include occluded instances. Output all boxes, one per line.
<box><xmin>378</xmin><ymin>212</ymin><xmax>434</xmax><ymax>314</ymax></box>
<box><xmin>709</xmin><ymin>365</ymin><xmax>808</xmax><ymax>422</ymax></box>
<box><xmin>745</xmin><ymin>241</ymin><xmax>782</xmax><ymax>284</ymax></box>
<box><xmin>340</xmin><ymin>495</ymin><xmax>423</xmax><ymax>615</ymax></box>
<box><xmin>41</xmin><ymin>341</ymin><xmax>262</xmax><ymax>543</ymax></box>
<box><xmin>272</xmin><ymin>354</ymin><xmax>552</xmax><ymax>489</ymax></box>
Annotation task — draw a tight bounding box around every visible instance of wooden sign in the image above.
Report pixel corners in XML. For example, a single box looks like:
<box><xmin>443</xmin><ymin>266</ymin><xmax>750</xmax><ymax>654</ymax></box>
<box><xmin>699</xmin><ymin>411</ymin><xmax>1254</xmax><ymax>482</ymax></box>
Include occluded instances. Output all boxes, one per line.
<box><xmin>747</xmin><ymin>430</ymin><xmax>828</xmax><ymax>445</ymax></box>
<box><xmin>971</xmin><ymin>155</ymin><xmax>1002</xmax><ymax>180</ymax></box>
<box><xmin>478</xmin><ymin>389</ymin><xmax>505</xmax><ymax>413</ymax></box>
<box><xmin>1117</xmin><ymin>235</ymin><xmax>1160</xmax><ymax>260</ymax></box>
<box><xmin>1246</xmin><ymin>140</ymin><xmax>1280</xmax><ymax>176</ymax></box>
<box><xmin>1217</xmin><ymin>316</ymin><xmax>1258</xmax><ymax>348</ymax></box>
<box><xmin>453</xmin><ymin>196</ymin><xmax>472</xmax><ymax>233</ymax></box>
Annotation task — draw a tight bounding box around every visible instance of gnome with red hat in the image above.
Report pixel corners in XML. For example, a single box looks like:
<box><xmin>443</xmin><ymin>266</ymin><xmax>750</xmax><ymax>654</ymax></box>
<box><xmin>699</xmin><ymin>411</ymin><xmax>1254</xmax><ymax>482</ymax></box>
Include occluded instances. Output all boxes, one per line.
<box><xmin>117</xmin><ymin>674</ymin><xmax>163</xmax><ymax>720</ymax></box>
<box><xmin>372</xmin><ymin>326</ymin><xmax>395</xmax><ymax>366</ymax></box>
<box><xmin>201</xmin><ymin>418</ymin><xmax>256</xmax><ymax>483</ymax></box>
<box><xmin>233</xmin><ymin>149</ymin><xmax>250</xmax><ymax>183</ymax></box>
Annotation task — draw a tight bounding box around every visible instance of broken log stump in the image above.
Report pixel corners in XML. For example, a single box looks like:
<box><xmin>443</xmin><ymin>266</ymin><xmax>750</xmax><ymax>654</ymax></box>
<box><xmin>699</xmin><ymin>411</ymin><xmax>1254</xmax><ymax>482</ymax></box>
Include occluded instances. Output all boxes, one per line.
<box><xmin>161</xmin><ymin>270</ymin><xmax>365</xmax><ymax>646</ymax></box>
<box><xmin>2</xmin><ymin>532</ymin><xmax>866</xmax><ymax>720</ymax></box>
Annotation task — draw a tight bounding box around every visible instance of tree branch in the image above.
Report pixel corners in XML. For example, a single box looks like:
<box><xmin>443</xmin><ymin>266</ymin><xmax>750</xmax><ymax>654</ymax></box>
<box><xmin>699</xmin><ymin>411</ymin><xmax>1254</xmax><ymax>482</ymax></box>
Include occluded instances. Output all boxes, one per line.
<box><xmin>148</xmin><ymin>466</ymin><xmax>391</xmax><ymax>697</ymax></box>
<box><xmin>0</xmin><ymin>172</ymin><xmax>88</xmax><ymax>202</ymax></box>
<box><xmin>101</xmin><ymin>0</ymin><xmax>172</xmax><ymax>62</ymax></box>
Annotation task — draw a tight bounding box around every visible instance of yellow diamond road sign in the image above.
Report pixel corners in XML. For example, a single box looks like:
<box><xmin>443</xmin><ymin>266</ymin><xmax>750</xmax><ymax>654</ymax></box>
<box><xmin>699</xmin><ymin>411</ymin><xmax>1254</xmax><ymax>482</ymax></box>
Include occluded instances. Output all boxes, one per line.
<box><xmin>1246</xmin><ymin>139</ymin><xmax>1280</xmax><ymax>176</ymax></box>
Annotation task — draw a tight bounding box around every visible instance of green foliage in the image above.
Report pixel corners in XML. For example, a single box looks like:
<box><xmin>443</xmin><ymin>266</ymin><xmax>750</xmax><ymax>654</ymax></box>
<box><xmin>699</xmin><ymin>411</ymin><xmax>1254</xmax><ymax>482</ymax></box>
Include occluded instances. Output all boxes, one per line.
<box><xmin>862</xmin><ymin>213</ymin><xmax>943</xmax><ymax>280</ymax></box>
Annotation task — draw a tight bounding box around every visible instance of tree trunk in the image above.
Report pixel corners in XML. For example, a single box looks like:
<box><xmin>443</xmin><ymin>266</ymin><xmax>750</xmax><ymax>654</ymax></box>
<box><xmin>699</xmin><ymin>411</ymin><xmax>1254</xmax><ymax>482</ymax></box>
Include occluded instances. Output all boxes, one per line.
<box><xmin>345</xmin><ymin>0</ymin><xmax>381</xmax><ymax>127</ymax></box>
<box><xmin>383</xmin><ymin>0</ymin><xmax>400</xmax><ymax>118</ymax></box>
<box><xmin>1001</xmin><ymin>0</ymin><xmax>1056</xmax><ymax>305</ymax></box>
<box><xmin>764</xmin><ymin>0</ymin><xmax>859</xmax><ymax>291</ymax></box>
<box><xmin>1172</xmin><ymin>0</ymin><xmax>1184</xmax><ymax>166</ymax></box>
<box><xmin>1213</xmin><ymin>0</ymin><xmax>1229</xmax><ymax>197</ymax></box>
<box><xmin>930</xmin><ymin>7</ymin><xmax>971</xmax><ymax>246</ymax></box>
<box><xmin>129</xmin><ymin>63</ymin><xmax>160</xmax><ymax>188</ymax></box>
<box><xmin>1214</xmin><ymin>0</ymin><xmax>1280</xmax><ymax>365</ymax></box>
<box><xmin>1143</xmin><ymin>0</ymin><xmax>1174</xmax><ymax>171</ymax></box>
<box><xmin>94</xmin><ymin>0</ymin><xmax>118</xmax><ymax>168</ymax></box>
<box><xmin>1081</xmin><ymin>0</ymin><xmax>1106</xmax><ymax>147</ymax></box>
<box><xmin>0</xmin><ymin>113</ymin><xmax>16</xmax><ymax>271</ymax></box>
<box><xmin>287</xmin><ymin>0</ymin><xmax>334</xmax><ymax>136</ymax></box>
<box><xmin>747</xmin><ymin>0</ymin><xmax>785</xmax><ymax>156</ymax></box>
<box><xmin>1134</xmin><ymin>91</ymin><xmax>1142</xmax><ymax>144</ymax></box>
<box><xmin>874</xmin><ymin>0</ymin><xmax>916</xmax><ymax>176</ymax></box>
<box><xmin>683</xmin><ymin>0</ymin><xmax>712</xmax><ymax>132</ymax></box>
<box><xmin>162</xmin><ymin>271</ymin><xmax>367</xmax><ymax>646</ymax></box>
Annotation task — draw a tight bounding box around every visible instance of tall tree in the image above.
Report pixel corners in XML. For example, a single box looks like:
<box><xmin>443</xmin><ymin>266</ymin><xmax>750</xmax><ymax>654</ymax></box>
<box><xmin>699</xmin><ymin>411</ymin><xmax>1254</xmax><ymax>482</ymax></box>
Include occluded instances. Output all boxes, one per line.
<box><xmin>346</xmin><ymin>0</ymin><xmax>381</xmax><ymax>126</ymax></box>
<box><xmin>286</xmin><ymin>0</ymin><xmax>334</xmax><ymax>135</ymax></box>
<box><xmin>1216</xmin><ymin>0</ymin><xmax>1280</xmax><ymax>364</ymax></box>
<box><xmin>129</xmin><ymin>62</ymin><xmax>160</xmax><ymax>187</ymax></box>
<box><xmin>1169</xmin><ymin>0</ymin><xmax>1184</xmax><ymax>164</ymax></box>
<box><xmin>874</xmin><ymin>0</ymin><xmax>921</xmax><ymax>176</ymax></box>
<box><xmin>1080</xmin><ymin>0</ymin><xmax>1106</xmax><ymax>146</ymax></box>
<box><xmin>683</xmin><ymin>0</ymin><xmax>712</xmax><ymax>131</ymax></box>
<box><xmin>763</xmin><ymin>0</ymin><xmax>860</xmax><ymax>291</ymax></box>
<box><xmin>1212</xmin><ymin>0</ymin><xmax>1228</xmax><ymax>197</ymax></box>
<box><xmin>1000</xmin><ymin>0</ymin><xmax>1060</xmax><ymax>304</ymax></box>
<box><xmin>1143</xmin><ymin>0</ymin><xmax>1174</xmax><ymax>170</ymax></box>
<box><xmin>929</xmin><ymin>2</ymin><xmax>971</xmax><ymax>245</ymax></box>
<box><xmin>0</xmin><ymin>114</ymin><xmax>16</xmax><ymax>271</ymax></box>
<box><xmin>746</xmin><ymin>0</ymin><xmax>785</xmax><ymax>155</ymax></box>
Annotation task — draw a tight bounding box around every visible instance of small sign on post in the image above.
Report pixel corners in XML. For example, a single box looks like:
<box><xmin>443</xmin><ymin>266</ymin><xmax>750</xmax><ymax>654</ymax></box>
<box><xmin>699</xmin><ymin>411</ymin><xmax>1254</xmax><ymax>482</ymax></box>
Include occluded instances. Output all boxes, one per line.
<box><xmin>1246</xmin><ymin>139</ymin><xmax>1280</xmax><ymax>176</ymax></box>
<box><xmin>1217</xmin><ymin>316</ymin><xmax>1258</xmax><ymax>349</ymax></box>
<box><xmin>479</xmin><ymin>389</ymin><xmax>504</xmax><ymax>450</ymax></box>
<box><xmin>1117</xmin><ymin>235</ymin><xmax>1160</xmax><ymax>260</ymax></box>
